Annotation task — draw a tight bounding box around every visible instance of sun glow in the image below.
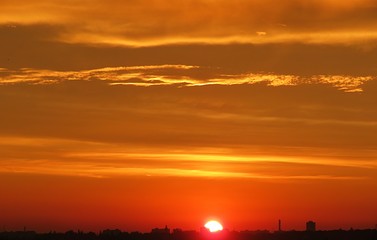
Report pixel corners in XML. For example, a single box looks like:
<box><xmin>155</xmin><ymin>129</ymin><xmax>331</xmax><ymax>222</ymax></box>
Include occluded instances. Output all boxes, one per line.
<box><xmin>204</xmin><ymin>220</ymin><xmax>223</xmax><ymax>232</ymax></box>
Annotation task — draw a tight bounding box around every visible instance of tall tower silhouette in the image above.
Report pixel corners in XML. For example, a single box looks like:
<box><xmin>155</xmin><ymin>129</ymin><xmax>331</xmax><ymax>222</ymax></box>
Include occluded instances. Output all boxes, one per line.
<box><xmin>306</xmin><ymin>221</ymin><xmax>316</xmax><ymax>232</ymax></box>
<box><xmin>278</xmin><ymin>219</ymin><xmax>281</xmax><ymax>231</ymax></box>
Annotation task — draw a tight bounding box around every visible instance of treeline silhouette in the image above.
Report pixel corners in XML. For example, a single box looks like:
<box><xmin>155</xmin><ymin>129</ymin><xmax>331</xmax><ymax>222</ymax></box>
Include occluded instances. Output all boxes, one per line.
<box><xmin>1</xmin><ymin>228</ymin><xmax>376</xmax><ymax>240</ymax></box>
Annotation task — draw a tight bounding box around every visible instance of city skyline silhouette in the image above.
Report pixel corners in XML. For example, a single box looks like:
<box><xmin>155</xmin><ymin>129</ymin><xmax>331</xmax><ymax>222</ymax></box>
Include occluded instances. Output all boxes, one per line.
<box><xmin>1</xmin><ymin>223</ymin><xmax>377</xmax><ymax>240</ymax></box>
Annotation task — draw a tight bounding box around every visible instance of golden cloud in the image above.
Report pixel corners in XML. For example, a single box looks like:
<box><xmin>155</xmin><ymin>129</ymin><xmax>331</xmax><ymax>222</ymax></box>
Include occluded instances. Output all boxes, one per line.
<box><xmin>1</xmin><ymin>0</ymin><xmax>377</xmax><ymax>45</ymax></box>
<box><xmin>0</xmin><ymin>66</ymin><xmax>373</xmax><ymax>92</ymax></box>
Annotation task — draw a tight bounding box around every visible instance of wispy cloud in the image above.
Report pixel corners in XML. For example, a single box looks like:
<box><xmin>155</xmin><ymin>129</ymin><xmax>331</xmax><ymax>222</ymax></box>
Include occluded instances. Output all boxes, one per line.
<box><xmin>0</xmin><ymin>136</ymin><xmax>375</xmax><ymax>180</ymax></box>
<box><xmin>0</xmin><ymin>66</ymin><xmax>374</xmax><ymax>92</ymax></box>
<box><xmin>0</xmin><ymin>155</ymin><xmax>369</xmax><ymax>180</ymax></box>
<box><xmin>2</xmin><ymin>0</ymin><xmax>377</xmax><ymax>46</ymax></box>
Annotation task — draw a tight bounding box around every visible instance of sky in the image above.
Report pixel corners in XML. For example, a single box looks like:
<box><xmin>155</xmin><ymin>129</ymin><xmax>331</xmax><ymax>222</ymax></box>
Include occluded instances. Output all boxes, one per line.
<box><xmin>1</xmin><ymin>0</ymin><xmax>377</xmax><ymax>233</ymax></box>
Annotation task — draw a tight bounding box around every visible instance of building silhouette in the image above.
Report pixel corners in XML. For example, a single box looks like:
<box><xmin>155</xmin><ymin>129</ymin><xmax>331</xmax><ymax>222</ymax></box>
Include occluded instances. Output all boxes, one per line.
<box><xmin>278</xmin><ymin>219</ymin><xmax>281</xmax><ymax>232</ymax></box>
<box><xmin>151</xmin><ymin>225</ymin><xmax>170</xmax><ymax>234</ymax></box>
<box><xmin>306</xmin><ymin>221</ymin><xmax>316</xmax><ymax>232</ymax></box>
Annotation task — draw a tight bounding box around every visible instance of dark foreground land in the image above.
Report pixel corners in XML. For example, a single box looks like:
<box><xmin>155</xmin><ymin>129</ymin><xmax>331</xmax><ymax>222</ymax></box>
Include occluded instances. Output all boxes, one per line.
<box><xmin>1</xmin><ymin>228</ymin><xmax>376</xmax><ymax>240</ymax></box>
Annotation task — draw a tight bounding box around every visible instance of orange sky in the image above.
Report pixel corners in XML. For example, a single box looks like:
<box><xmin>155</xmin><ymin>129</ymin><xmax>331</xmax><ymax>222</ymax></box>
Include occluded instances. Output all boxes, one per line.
<box><xmin>1</xmin><ymin>0</ymin><xmax>377</xmax><ymax>233</ymax></box>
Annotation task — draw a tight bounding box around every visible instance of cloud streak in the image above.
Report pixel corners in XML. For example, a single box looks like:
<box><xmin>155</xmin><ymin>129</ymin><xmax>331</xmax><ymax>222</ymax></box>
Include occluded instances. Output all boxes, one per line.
<box><xmin>2</xmin><ymin>0</ymin><xmax>377</xmax><ymax>46</ymax></box>
<box><xmin>0</xmin><ymin>136</ymin><xmax>373</xmax><ymax>180</ymax></box>
<box><xmin>3</xmin><ymin>24</ymin><xmax>377</xmax><ymax>79</ymax></box>
<box><xmin>0</xmin><ymin>66</ymin><xmax>374</xmax><ymax>92</ymax></box>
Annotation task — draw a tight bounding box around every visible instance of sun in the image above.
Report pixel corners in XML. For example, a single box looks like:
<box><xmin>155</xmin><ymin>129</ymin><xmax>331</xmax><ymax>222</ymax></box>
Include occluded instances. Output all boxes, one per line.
<box><xmin>204</xmin><ymin>220</ymin><xmax>223</xmax><ymax>232</ymax></box>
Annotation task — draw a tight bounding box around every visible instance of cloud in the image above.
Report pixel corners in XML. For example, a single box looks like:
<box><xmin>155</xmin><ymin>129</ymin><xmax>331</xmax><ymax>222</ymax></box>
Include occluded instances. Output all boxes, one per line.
<box><xmin>1</xmin><ymin>1</ymin><xmax>377</xmax><ymax>45</ymax></box>
<box><xmin>0</xmin><ymin>66</ymin><xmax>374</xmax><ymax>92</ymax></box>
<box><xmin>0</xmin><ymin>136</ymin><xmax>374</xmax><ymax>180</ymax></box>
<box><xmin>0</xmin><ymin>1</ymin><xmax>376</xmax><ymax>183</ymax></box>
<box><xmin>0</xmin><ymin>79</ymin><xmax>376</xmax><ymax>176</ymax></box>
<box><xmin>2</xmin><ymin>25</ymin><xmax>377</xmax><ymax>77</ymax></box>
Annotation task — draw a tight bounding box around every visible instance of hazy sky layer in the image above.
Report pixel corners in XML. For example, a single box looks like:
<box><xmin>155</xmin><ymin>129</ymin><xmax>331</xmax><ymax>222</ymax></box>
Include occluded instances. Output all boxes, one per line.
<box><xmin>1</xmin><ymin>0</ymin><xmax>377</xmax><ymax>232</ymax></box>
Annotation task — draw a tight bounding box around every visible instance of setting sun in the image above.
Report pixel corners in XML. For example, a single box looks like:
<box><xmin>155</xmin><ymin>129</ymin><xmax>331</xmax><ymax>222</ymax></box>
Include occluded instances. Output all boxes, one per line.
<box><xmin>204</xmin><ymin>220</ymin><xmax>223</xmax><ymax>232</ymax></box>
